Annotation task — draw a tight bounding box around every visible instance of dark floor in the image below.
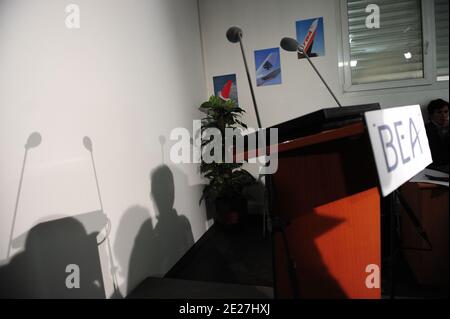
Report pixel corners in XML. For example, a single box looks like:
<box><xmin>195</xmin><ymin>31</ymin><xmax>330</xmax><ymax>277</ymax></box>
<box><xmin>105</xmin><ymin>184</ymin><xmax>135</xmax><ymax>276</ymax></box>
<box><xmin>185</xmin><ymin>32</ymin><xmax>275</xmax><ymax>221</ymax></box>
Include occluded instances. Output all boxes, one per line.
<box><xmin>134</xmin><ymin>214</ymin><xmax>447</xmax><ymax>299</ymax></box>
<box><xmin>166</xmin><ymin>214</ymin><xmax>273</xmax><ymax>287</ymax></box>
<box><xmin>128</xmin><ymin>215</ymin><xmax>273</xmax><ymax>299</ymax></box>
<box><xmin>128</xmin><ymin>277</ymin><xmax>273</xmax><ymax>299</ymax></box>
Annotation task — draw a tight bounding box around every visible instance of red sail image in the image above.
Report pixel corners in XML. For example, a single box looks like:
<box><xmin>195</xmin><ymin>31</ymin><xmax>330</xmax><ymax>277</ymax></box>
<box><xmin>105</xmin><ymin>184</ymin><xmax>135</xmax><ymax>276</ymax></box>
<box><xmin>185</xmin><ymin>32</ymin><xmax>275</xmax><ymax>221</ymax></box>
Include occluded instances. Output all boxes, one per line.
<box><xmin>301</xmin><ymin>18</ymin><xmax>319</xmax><ymax>57</ymax></box>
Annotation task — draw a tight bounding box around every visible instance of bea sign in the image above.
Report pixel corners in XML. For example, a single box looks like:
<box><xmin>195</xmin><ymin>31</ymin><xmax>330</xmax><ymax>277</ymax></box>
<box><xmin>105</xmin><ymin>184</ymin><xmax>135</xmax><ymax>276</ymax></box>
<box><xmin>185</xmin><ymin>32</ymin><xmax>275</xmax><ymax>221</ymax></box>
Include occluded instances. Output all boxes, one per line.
<box><xmin>365</xmin><ymin>105</ymin><xmax>432</xmax><ymax>197</ymax></box>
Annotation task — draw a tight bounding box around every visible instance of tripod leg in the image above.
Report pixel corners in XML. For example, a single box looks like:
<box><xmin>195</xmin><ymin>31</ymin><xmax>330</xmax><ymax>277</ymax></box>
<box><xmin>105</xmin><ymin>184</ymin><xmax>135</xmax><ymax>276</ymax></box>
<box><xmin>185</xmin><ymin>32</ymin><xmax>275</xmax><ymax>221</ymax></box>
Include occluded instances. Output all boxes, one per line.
<box><xmin>389</xmin><ymin>192</ymin><xmax>397</xmax><ymax>299</ymax></box>
<box><xmin>266</xmin><ymin>173</ymin><xmax>300</xmax><ymax>298</ymax></box>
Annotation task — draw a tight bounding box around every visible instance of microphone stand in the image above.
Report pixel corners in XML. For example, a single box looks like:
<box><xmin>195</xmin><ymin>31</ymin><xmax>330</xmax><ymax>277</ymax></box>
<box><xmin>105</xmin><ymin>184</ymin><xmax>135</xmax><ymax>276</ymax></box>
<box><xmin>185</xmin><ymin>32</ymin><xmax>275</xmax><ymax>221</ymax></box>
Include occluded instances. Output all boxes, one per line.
<box><xmin>236</xmin><ymin>37</ymin><xmax>262</xmax><ymax>128</ymax></box>
<box><xmin>231</xmin><ymin>30</ymin><xmax>300</xmax><ymax>299</ymax></box>
<box><xmin>298</xmin><ymin>48</ymin><xmax>342</xmax><ymax>108</ymax></box>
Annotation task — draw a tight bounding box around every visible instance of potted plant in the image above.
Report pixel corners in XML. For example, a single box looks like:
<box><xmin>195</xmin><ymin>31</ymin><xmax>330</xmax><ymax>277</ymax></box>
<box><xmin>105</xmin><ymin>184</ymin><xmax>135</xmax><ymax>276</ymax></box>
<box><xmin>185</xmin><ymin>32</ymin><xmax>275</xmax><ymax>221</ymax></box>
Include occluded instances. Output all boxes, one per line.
<box><xmin>199</xmin><ymin>95</ymin><xmax>256</xmax><ymax>225</ymax></box>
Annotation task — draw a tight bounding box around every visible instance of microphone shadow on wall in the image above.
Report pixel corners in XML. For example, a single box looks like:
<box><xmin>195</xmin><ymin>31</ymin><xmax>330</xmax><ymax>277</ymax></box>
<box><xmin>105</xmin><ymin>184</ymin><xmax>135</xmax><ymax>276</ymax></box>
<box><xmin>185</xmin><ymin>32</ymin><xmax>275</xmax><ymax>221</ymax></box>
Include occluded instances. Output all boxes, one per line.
<box><xmin>0</xmin><ymin>214</ymin><xmax>106</xmax><ymax>298</ymax></box>
<box><xmin>7</xmin><ymin>132</ymin><xmax>42</xmax><ymax>260</ymax></box>
<box><xmin>0</xmin><ymin>134</ymin><xmax>116</xmax><ymax>298</ymax></box>
<box><xmin>114</xmin><ymin>165</ymin><xmax>194</xmax><ymax>297</ymax></box>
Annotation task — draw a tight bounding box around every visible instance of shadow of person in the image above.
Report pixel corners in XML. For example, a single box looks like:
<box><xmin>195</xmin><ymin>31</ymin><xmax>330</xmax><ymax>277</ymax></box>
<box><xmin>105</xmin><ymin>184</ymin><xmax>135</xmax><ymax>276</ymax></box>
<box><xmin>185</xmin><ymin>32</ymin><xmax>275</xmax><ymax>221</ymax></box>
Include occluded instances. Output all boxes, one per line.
<box><xmin>0</xmin><ymin>216</ymin><xmax>105</xmax><ymax>298</ymax></box>
<box><xmin>114</xmin><ymin>205</ymin><xmax>158</xmax><ymax>297</ymax></box>
<box><xmin>151</xmin><ymin>165</ymin><xmax>194</xmax><ymax>274</ymax></box>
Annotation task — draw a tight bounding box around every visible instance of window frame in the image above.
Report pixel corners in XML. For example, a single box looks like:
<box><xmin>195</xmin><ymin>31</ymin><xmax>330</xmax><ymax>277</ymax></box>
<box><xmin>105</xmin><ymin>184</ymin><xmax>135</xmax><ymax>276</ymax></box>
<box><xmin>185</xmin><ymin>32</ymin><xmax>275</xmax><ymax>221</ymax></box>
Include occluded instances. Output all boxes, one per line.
<box><xmin>434</xmin><ymin>0</ymin><xmax>449</xmax><ymax>81</ymax></box>
<box><xmin>339</xmin><ymin>0</ymin><xmax>438</xmax><ymax>92</ymax></box>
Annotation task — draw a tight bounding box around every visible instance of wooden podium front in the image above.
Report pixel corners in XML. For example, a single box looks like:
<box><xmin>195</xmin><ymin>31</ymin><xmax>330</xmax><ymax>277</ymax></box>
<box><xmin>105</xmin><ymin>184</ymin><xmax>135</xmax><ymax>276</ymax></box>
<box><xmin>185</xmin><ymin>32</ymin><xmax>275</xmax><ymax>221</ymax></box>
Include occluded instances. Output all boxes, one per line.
<box><xmin>269</xmin><ymin>122</ymin><xmax>381</xmax><ymax>299</ymax></box>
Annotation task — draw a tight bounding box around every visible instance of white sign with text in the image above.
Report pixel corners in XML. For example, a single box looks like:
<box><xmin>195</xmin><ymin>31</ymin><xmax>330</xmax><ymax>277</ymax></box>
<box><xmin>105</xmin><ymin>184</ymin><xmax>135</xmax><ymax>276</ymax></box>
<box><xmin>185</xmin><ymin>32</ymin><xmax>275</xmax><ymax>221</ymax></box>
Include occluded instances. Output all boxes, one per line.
<box><xmin>364</xmin><ymin>105</ymin><xmax>432</xmax><ymax>197</ymax></box>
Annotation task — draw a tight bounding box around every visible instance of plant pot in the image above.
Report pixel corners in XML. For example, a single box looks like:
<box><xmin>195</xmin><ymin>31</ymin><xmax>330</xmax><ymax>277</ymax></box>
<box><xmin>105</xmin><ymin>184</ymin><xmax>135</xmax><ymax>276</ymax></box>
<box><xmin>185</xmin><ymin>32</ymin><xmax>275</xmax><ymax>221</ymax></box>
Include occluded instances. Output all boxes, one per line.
<box><xmin>215</xmin><ymin>197</ymin><xmax>247</xmax><ymax>226</ymax></box>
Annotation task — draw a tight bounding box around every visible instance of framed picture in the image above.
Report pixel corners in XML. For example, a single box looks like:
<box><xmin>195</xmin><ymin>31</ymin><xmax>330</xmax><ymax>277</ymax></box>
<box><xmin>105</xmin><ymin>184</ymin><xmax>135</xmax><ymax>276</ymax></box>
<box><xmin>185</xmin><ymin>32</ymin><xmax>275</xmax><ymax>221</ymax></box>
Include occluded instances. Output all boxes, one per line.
<box><xmin>254</xmin><ymin>47</ymin><xmax>282</xmax><ymax>87</ymax></box>
<box><xmin>296</xmin><ymin>17</ymin><xmax>325</xmax><ymax>59</ymax></box>
<box><xmin>213</xmin><ymin>74</ymin><xmax>238</xmax><ymax>104</ymax></box>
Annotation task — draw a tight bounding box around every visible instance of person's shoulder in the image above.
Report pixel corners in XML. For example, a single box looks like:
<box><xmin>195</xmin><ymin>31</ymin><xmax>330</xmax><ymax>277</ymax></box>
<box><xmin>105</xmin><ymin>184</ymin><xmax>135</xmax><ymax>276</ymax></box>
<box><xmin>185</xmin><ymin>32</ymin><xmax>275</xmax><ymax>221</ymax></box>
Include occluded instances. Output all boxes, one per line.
<box><xmin>425</xmin><ymin>121</ymin><xmax>437</xmax><ymax>134</ymax></box>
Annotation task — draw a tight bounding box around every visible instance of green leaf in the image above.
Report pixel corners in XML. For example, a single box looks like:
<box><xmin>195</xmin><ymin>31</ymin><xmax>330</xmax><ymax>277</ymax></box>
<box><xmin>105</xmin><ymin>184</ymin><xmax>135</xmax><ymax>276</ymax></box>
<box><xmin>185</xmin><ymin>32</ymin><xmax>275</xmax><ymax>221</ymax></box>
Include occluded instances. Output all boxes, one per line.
<box><xmin>198</xmin><ymin>96</ymin><xmax>254</xmax><ymax>202</ymax></box>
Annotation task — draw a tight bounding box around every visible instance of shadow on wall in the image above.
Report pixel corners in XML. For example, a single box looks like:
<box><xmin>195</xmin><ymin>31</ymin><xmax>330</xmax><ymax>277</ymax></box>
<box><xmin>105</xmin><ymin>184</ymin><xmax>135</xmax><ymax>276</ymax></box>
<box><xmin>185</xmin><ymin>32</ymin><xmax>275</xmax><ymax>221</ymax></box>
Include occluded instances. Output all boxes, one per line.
<box><xmin>0</xmin><ymin>213</ymin><xmax>106</xmax><ymax>298</ymax></box>
<box><xmin>114</xmin><ymin>164</ymin><xmax>195</xmax><ymax>296</ymax></box>
<box><xmin>7</xmin><ymin>132</ymin><xmax>42</xmax><ymax>259</ymax></box>
<box><xmin>151</xmin><ymin>165</ymin><xmax>195</xmax><ymax>271</ymax></box>
<box><xmin>114</xmin><ymin>205</ymin><xmax>157</xmax><ymax>296</ymax></box>
<box><xmin>1</xmin><ymin>131</ymin><xmax>197</xmax><ymax>298</ymax></box>
<box><xmin>0</xmin><ymin>133</ymin><xmax>111</xmax><ymax>298</ymax></box>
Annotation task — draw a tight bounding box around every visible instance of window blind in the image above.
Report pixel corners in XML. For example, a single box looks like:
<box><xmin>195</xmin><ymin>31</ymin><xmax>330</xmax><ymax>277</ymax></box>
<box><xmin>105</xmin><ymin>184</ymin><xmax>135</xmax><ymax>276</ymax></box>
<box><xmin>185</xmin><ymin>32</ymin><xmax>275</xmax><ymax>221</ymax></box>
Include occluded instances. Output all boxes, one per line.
<box><xmin>435</xmin><ymin>0</ymin><xmax>449</xmax><ymax>77</ymax></box>
<box><xmin>347</xmin><ymin>0</ymin><xmax>424</xmax><ymax>85</ymax></box>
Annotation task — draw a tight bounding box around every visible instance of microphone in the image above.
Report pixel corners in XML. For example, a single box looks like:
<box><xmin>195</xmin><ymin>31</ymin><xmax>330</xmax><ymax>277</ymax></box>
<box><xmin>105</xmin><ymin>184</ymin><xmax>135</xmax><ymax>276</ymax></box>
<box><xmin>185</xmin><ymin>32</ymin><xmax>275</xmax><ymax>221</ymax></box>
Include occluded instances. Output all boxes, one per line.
<box><xmin>226</xmin><ymin>26</ymin><xmax>242</xmax><ymax>43</ymax></box>
<box><xmin>280</xmin><ymin>37</ymin><xmax>342</xmax><ymax>108</ymax></box>
<box><xmin>226</xmin><ymin>26</ymin><xmax>262</xmax><ymax>128</ymax></box>
<box><xmin>280</xmin><ymin>37</ymin><xmax>299</xmax><ymax>52</ymax></box>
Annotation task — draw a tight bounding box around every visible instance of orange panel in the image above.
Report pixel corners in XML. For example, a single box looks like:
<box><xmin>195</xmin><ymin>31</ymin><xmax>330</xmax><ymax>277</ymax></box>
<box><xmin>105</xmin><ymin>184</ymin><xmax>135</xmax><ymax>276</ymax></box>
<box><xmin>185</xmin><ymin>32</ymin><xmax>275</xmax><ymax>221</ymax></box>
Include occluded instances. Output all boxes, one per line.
<box><xmin>275</xmin><ymin>188</ymin><xmax>381</xmax><ymax>299</ymax></box>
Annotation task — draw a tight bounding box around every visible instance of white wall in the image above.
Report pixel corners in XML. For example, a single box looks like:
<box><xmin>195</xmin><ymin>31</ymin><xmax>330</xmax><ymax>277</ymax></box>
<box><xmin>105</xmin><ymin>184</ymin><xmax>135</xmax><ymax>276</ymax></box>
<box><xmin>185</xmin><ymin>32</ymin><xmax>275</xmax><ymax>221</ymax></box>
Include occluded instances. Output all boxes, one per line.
<box><xmin>0</xmin><ymin>0</ymin><xmax>208</xmax><ymax>298</ymax></box>
<box><xmin>199</xmin><ymin>0</ymin><xmax>449</xmax><ymax>129</ymax></box>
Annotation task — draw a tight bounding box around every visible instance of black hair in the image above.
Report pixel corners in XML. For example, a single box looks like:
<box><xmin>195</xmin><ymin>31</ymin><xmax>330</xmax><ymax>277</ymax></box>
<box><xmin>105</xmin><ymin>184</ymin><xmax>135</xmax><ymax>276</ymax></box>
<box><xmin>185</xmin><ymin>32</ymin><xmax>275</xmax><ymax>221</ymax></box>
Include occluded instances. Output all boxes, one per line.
<box><xmin>427</xmin><ymin>99</ymin><xmax>449</xmax><ymax>116</ymax></box>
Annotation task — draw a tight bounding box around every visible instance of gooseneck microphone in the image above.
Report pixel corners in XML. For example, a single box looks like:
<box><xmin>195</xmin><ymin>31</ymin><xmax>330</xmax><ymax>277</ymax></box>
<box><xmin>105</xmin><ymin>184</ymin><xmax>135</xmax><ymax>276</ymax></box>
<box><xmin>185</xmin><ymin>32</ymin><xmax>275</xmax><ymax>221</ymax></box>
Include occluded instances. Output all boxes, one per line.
<box><xmin>226</xmin><ymin>26</ymin><xmax>262</xmax><ymax>128</ymax></box>
<box><xmin>280</xmin><ymin>37</ymin><xmax>342</xmax><ymax>108</ymax></box>
<box><xmin>226</xmin><ymin>26</ymin><xmax>242</xmax><ymax>44</ymax></box>
<box><xmin>227</xmin><ymin>27</ymin><xmax>300</xmax><ymax>298</ymax></box>
<box><xmin>280</xmin><ymin>37</ymin><xmax>299</xmax><ymax>52</ymax></box>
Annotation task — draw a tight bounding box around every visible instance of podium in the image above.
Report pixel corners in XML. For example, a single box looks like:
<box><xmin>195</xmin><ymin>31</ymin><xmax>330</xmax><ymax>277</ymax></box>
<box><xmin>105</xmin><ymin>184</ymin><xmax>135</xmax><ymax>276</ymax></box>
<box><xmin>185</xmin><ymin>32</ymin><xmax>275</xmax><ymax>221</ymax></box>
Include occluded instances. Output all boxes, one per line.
<box><xmin>242</xmin><ymin>119</ymin><xmax>381</xmax><ymax>299</ymax></box>
<box><xmin>270</xmin><ymin>121</ymin><xmax>381</xmax><ymax>299</ymax></box>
